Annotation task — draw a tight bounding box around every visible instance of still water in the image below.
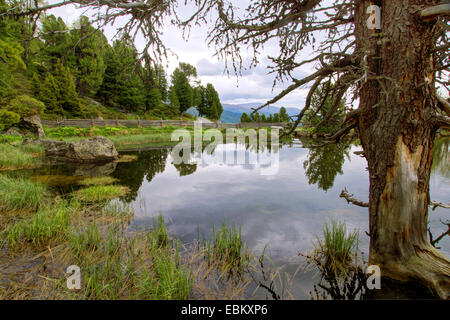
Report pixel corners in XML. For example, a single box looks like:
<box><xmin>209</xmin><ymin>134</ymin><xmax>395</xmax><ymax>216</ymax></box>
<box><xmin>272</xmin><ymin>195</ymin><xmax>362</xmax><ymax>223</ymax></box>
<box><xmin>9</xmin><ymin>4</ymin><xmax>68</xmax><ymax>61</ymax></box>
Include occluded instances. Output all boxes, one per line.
<box><xmin>30</xmin><ymin>138</ymin><xmax>450</xmax><ymax>298</ymax></box>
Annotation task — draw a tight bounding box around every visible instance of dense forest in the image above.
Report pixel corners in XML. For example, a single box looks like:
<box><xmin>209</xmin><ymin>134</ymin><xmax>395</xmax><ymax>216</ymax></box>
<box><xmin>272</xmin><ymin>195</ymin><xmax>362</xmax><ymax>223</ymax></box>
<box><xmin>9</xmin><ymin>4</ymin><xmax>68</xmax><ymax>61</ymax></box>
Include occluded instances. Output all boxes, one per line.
<box><xmin>0</xmin><ymin>1</ymin><xmax>223</xmax><ymax>130</ymax></box>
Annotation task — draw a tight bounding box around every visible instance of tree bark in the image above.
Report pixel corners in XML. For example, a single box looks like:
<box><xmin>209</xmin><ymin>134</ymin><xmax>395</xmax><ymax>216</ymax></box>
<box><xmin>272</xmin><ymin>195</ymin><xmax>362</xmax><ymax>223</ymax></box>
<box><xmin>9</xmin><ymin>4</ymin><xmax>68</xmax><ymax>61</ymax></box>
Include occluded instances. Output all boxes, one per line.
<box><xmin>354</xmin><ymin>1</ymin><xmax>450</xmax><ymax>298</ymax></box>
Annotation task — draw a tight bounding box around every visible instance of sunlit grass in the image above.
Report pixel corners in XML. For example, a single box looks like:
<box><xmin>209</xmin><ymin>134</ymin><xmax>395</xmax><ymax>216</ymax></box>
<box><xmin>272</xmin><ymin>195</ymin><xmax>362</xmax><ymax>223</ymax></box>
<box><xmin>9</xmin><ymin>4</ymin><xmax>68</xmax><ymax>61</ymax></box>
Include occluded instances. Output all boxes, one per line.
<box><xmin>74</xmin><ymin>185</ymin><xmax>129</xmax><ymax>202</ymax></box>
<box><xmin>78</xmin><ymin>176</ymin><xmax>118</xmax><ymax>186</ymax></box>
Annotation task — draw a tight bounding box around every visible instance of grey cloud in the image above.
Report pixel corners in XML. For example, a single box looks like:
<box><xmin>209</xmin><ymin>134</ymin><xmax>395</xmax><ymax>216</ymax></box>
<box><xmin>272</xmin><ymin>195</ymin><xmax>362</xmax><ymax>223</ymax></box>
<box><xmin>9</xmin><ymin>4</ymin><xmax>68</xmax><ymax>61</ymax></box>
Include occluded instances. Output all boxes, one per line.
<box><xmin>196</xmin><ymin>58</ymin><xmax>225</xmax><ymax>76</ymax></box>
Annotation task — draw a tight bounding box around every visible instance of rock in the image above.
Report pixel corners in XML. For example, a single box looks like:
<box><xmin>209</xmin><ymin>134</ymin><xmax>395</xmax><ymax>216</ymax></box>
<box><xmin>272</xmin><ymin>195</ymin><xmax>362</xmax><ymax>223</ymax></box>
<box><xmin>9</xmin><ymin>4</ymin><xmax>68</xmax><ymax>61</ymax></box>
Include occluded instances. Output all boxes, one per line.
<box><xmin>18</xmin><ymin>115</ymin><xmax>45</xmax><ymax>138</ymax></box>
<box><xmin>40</xmin><ymin>136</ymin><xmax>118</xmax><ymax>163</ymax></box>
<box><xmin>5</xmin><ymin>127</ymin><xmax>23</xmax><ymax>136</ymax></box>
<box><xmin>73</xmin><ymin>161</ymin><xmax>117</xmax><ymax>176</ymax></box>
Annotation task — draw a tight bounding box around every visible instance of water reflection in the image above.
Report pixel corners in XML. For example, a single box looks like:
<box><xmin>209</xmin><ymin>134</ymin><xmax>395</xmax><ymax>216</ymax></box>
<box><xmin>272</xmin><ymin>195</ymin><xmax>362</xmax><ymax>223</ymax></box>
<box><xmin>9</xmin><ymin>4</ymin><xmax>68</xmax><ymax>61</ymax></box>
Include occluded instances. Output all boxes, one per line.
<box><xmin>22</xmin><ymin>137</ymin><xmax>449</xmax><ymax>299</ymax></box>
<box><xmin>303</xmin><ymin>143</ymin><xmax>351</xmax><ymax>191</ymax></box>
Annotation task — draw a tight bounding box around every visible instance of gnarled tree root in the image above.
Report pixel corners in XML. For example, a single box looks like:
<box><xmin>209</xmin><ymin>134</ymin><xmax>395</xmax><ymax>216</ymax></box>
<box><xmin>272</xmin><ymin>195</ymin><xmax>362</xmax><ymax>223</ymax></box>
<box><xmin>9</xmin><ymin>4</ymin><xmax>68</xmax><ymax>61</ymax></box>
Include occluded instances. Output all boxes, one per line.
<box><xmin>372</xmin><ymin>245</ymin><xmax>450</xmax><ymax>299</ymax></box>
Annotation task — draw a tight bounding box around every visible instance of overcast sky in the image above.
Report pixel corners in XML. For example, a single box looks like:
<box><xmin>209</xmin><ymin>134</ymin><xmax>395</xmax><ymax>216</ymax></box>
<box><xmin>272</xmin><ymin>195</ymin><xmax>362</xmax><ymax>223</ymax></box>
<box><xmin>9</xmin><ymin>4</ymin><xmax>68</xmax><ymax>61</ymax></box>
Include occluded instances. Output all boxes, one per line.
<box><xmin>47</xmin><ymin>1</ymin><xmax>322</xmax><ymax>109</ymax></box>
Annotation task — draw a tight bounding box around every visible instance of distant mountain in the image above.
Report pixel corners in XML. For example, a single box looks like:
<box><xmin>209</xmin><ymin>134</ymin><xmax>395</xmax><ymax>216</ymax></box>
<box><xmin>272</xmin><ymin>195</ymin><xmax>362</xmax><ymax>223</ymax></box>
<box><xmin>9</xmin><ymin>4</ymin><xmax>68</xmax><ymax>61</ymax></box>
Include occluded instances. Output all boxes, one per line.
<box><xmin>185</xmin><ymin>103</ymin><xmax>301</xmax><ymax>124</ymax></box>
<box><xmin>222</xmin><ymin>103</ymin><xmax>300</xmax><ymax>117</ymax></box>
<box><xmin>220</xmin><ymin>109</ymin><xmax>242</xmax><ymax>123</ymax></box>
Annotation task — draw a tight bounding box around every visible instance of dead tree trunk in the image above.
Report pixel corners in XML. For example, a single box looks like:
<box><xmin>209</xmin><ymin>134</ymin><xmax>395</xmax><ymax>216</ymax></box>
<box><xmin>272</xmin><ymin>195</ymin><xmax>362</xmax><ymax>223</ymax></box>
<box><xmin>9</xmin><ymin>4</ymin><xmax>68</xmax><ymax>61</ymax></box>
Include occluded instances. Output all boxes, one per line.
<box><xmin>355</xmin><ymin>1</ymin><xmax>450</xmax><ymax>298</ymax></box>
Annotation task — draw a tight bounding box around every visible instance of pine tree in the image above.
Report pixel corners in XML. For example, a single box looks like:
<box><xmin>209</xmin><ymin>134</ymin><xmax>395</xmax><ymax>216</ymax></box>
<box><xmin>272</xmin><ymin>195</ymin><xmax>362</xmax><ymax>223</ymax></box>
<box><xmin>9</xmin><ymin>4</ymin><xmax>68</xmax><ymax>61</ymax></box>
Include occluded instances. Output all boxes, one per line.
<box><xmin>54</xmin><ymin>60</ymin><xmax>81</xmax><ymax>116</ymax></box>
<box><xmin>171</xmin><ymin>69</ymin><xmax>193</xmax><ymax>115</ymax></box>
<box><xmin>168</xmin><ymin>86</ymin><xmax>180</xmax><ymax>115</ymax></box>
<box><xmin>97</xmin><ymin>39</ymin><xmax>146</xmax><ymax>113</ymax></box>
<box><xmin>279</xmin><ymin>107</ymin><xmax>289</xmax><ymax>122</ymax></box>
<box><xmin>240</xmin><ymin>112</ymin><xmax>252</xmax><ymax>123</ymax></box>
<box><xmin>39</xmin><ymin>74</ymin><xmax>62</xmax><ymax>115</ymax></box>
<box><xmin>67</xmin><ymin>16</ymin><xmax>107</xmax><ymax>97</ymax></box>
<box><xmin>205</xmin><ymin>83</ymin><xmax>222</xmax><ymax>120</ymax></box>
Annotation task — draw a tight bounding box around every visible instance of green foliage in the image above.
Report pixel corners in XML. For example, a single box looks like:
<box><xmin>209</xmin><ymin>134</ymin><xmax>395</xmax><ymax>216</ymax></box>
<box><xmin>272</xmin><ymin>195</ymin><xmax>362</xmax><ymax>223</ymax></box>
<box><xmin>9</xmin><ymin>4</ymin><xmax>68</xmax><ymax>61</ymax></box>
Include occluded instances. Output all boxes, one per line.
<box><xmin>97</xmin><ymin>40</ymin><xmax>146</xmax><ymax>113</ymax></box>
<box><xmin>171</xmin><ymin>68</ymin><xmax>193</xmax><ymax>114</ymax></box>
<box><xmin>0</xmin><ymin>143</ymin><xmax>43</xmax><ymax>170</ymax></box>
<box><xmin>54</xmin><ymin>60</ymin><xmax>82</xmax><ymax>116</ymax></box>
<box><xmin>279</xmin><ymin>107</ymin><xmax>290</xmax><ymax>122</ymax></box>
<box><xmin>39</xmin><ymin>15</ymin><xmax>71</xmax><ymax>66</ymax></box>
<box><xmin>67</xmin><ymin>16</ymin><xmax>107</xmax><ymax>97</ymax></box>
<box><xmin>168</xmin><ymin>86</ymin><xmax>180</xmax><ymax>115</ymax></box>
<box><xmin>0</xmin><ymin>10</ymin><xmax>221</xmax><ymax>122</ymax></box>
<box><xmin>3</xmin><ymin>200</ymin><xmax>73</xmax><ymax>247</ymax></box>
<box><xmin>74</xmin><ymin>185</ymin><xmax>130</xmax><ymax>202</ymax></box>
<box><xmin>0</xmin><ymin>174</ymin><xmax>46</xmax><ymax>211</ymax></box>
<box><xmin>0</xmin><ymin>109</ymin><xmax>20</xmax><ymax>130</ymax></box>
<box><xmin>39</xmin><ymin>74</ymin><xmax>63</xmax><ymax>115</ymax></box>
<box><xmin>303</xmin><ymin>83</ymin><xmax>346</xmax><ymax>133</ymax></box>
<box><xmin>201</xmin><ymin>222</ymin><xmax>250</xmax><ymax>273</ymax></box>
<box><xmin>316</xmin><ymin>220</ymin><xmax>359</xmax><ymax>278</ymax></box>
<box><xmin>5</xmin><ymin>94</ymin><xmax>45</xmax><ymax>117</ymax></box>
<box><xmin>194</xmin><ymin>83</ymin><xmax>222</xmax><ymax>120</ymax></box>
<box><xmin>303</xmin><ymin>143</ymin><xmax>350</xmax><ymax>191</ymax></box>
<box><xmin>240</xmin><ymin>112</ymin><xmax>252</xmax><ymax>123</ymax></box>
<box><xmin>0</xmin><ymin>1</ymin><xmax>25</xmax><ymax>97</ymax></box>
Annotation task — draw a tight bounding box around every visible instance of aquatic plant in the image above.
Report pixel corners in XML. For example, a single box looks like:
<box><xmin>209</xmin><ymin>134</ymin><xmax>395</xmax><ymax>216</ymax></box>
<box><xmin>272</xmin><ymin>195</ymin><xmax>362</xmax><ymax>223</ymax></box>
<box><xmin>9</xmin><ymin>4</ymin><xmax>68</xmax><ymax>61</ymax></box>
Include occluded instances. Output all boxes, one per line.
<box><xmin>78</xmin><ymin>176</ymin><xmax>118</xmax><ymax>186</ymax></box>
<box><xmin>0</xmin><ymin>143</ymin><xmax>43</xmax><ymax>170</ymax></box>
<box><xmin>0</xmin><ymin>174</ymin><xmax>46</xmax><ymax>211</ymax></box>
<box><xmin>74</xmin><ymin>185</ymin><xmax>129</xmax><ymax>202</ymax></box>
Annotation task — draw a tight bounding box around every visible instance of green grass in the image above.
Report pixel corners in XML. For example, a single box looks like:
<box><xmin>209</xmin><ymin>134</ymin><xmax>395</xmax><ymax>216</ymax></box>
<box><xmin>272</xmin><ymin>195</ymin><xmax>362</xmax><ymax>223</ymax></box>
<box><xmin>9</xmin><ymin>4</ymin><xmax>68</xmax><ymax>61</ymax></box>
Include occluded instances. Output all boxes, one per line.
<box><xmin>202</xmin><ymin>222</ymin><xmax>250</xmax><ymax>273</ymax></box>
<box><xmin>316</xmin><ymin>220</ymin><xmax>359</xmax><ymax>278</ymax></box>
<box><xmin>0</xmin><ymin>143</ymin><xmax>43</xmax><ymax>170</ymax></box>
<box><xmin>138</xmin><ymin>250</ymin><xmax>192</xmax><ymax>300</ymax></box>
<box><xmin>2</xmin><ymin>200</ymin><xmax>76</xmax><ymax>247</ymax></box>
<box><xmin>78</xmin><ymin>176</ymin><xmax>118</xmax><ymax>186</ymax></box>
<box><xmin>74</xmin><ymin>185</ymin><xmax>129</xmax><ymax>202</ymax></box>
<box><xmin>70</xmin><ymin>223</ymin><xmax>101</xmax><ymax>256</ymax></box>
<box><xmin>0</xmin><ymin>174</ymin><xmax>46</xmax><ymax>211</ymax></box>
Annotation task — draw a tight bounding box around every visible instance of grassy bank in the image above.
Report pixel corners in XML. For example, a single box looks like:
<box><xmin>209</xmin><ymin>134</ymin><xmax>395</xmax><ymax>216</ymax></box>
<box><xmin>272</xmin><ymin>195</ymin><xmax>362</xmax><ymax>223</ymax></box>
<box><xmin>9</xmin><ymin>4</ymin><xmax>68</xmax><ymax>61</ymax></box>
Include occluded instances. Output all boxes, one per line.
<box><xmin>0</xmin><ymin>170</ymin><xmax>261</xmax><ymax>299</ymax></box>
<box><xmin>0</xmin><ymin>143</ymin><xmax>44</xmax><ymax>171</ymax></box>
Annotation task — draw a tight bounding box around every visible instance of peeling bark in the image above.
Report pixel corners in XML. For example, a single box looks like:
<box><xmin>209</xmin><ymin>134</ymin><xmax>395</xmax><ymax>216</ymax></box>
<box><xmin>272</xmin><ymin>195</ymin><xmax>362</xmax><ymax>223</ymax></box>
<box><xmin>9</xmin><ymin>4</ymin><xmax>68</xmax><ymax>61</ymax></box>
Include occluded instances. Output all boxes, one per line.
<box><xmin>354</xmin><ymin>1</ymin><xmax>450</xmax><ymax>298</ymax></box>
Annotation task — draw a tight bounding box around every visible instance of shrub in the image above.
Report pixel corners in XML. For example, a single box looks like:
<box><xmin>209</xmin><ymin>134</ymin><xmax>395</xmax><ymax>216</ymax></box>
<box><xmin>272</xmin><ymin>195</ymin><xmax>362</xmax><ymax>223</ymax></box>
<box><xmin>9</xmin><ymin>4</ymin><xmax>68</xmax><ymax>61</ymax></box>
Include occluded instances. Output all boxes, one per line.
<box><xmin>5</xmin><ymin>94</ymin><xmax>45</xmax><ymax>117</ymax></box>
<box><xmin>0</xmin><ymin>109</ymin><xmax>20</xmax><ymax>130</ymax></box>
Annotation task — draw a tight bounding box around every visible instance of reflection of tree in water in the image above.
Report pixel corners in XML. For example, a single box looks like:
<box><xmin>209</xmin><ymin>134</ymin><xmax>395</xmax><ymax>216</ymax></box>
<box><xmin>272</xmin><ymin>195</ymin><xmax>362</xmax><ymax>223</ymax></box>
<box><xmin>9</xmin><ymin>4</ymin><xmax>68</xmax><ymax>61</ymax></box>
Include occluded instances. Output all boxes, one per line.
<box><xmin>432</xmin><ymin>138</ymin><xmax>449</xmax><ymax>179</ymax></box>
<box><xmin>112</xmin><ymin>149</ymin><xmax>169</xmax><ymax>201</ymax></box>
<box><xmin>303</xmin><ymin>143</ymin><xmax>350</xmax><ymax>191</ymax></box>
<box><xmin>173</xmin><ymin>163</ymin><xmax>197</xmax><ymax>176</ymax></box>
<box><xmin>171</xmin><ymin>147</ymin><xmax>198</xmax><ymax>177</ymax></box>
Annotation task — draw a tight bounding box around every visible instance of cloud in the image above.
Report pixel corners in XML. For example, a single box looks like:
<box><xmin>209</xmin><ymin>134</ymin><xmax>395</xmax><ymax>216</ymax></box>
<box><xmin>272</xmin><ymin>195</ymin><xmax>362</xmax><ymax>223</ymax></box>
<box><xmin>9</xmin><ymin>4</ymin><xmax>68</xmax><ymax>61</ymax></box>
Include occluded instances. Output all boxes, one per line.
<box><xmin>196</xmin><ymin>58</ymin><xmax>224</xmax><ymax>76</ymax></box>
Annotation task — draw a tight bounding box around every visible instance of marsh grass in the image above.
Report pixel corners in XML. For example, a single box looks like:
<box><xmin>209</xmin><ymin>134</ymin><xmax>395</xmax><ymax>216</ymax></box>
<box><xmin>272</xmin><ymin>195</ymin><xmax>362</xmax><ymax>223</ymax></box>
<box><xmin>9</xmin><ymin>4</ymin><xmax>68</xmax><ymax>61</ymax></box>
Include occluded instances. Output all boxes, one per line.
<box><xmin>304</xmin><ymin>220</ymin><xmax>360</xmax><ymax>283</ymax></box>
<box><xmin>78</xmin><ymin>176</ymin><xmax>118</xmax><ymax>186</ymax></box>
<box><xmin>201</xmin><ymin>222</ymin><xmax>250</xmax><ymax>274</ymax></box>
<box><xmin>74</xmin><ymin>185</ymin><xmax>129</xmax><ymax>202</ymax></box>
<box><xmin>2</xmin><ymin>200</ymin><xmax>76</xmax><ymax>247</ymax></box>
<box><xmin>0</xmin><ymin>144</ymin><xmax>43</xmax><ymax>170</ymax></box>
<box><xmin>0</xmin><ymin>174</ymin><xmax>46</xmax><ymax>211</ymax></box>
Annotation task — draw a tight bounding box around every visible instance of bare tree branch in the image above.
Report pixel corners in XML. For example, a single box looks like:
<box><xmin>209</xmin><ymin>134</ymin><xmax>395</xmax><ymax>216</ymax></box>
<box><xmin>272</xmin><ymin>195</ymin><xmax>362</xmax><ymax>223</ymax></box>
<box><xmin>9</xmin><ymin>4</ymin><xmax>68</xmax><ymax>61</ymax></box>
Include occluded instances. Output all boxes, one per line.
<box><xmin>421</xmin><ymin>4</ymin><xmax>450</xmax><ymax>18</ymax></box>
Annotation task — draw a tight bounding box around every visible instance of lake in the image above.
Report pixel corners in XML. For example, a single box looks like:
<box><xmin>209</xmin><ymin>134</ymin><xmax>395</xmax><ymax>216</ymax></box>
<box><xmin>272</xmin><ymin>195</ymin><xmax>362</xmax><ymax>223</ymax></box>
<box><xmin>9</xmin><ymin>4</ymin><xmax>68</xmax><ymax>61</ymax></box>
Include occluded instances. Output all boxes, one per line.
<box><xmin>26</xmin><ymin>137</ymin><xmax>450</xmax><ymax>299</ymax></box>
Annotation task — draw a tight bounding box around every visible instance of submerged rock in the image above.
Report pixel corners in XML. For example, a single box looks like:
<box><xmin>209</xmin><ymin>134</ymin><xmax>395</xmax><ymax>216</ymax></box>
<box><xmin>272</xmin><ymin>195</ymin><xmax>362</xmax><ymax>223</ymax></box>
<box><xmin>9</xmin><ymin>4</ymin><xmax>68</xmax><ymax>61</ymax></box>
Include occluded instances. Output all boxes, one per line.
<box><xmin>40</xmin><ymin>136</ymin><xmax>119</xmax><ymax>163</ymax></box>
<box><xmin>18</xmin><ymin>115</ymin><xmax>45</xmax><ymax>138</ymax></box>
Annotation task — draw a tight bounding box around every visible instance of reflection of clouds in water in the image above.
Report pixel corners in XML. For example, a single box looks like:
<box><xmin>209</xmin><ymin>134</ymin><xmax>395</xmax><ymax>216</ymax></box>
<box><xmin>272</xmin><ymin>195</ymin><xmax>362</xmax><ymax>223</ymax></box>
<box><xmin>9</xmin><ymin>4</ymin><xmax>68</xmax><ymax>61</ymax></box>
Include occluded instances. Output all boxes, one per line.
<box><xmin>129</xmin><ymin>142</ymin><xmax>449</xmax><ymax>260</ymax></box>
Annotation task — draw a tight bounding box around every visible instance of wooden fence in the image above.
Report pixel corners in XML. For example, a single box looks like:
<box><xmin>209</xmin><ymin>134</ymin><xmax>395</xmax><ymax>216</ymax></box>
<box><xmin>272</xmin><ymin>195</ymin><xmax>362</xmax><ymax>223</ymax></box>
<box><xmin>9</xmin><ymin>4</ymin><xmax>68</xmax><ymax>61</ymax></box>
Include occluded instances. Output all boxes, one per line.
<box><xmin>41</xmin><ymin>119</ymin><xmax>289</xmax><ymax>129</ymax></box>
